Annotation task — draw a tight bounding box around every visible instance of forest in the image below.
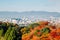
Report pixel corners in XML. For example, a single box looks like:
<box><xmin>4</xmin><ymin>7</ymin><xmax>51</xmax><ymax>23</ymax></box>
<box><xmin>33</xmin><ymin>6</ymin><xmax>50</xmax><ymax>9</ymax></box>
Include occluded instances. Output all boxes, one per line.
<box><xmin>0</xmin><ymin>21</ymin><xmax>60</xmax><ymax>40</ymax></box>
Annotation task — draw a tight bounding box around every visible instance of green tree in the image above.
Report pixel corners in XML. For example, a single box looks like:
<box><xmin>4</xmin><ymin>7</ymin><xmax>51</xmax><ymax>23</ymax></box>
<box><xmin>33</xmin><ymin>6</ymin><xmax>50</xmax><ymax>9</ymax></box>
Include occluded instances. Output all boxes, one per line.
<box><xmin>7</xmin><ymin>27</ymin><xmax>16</xmax><ymax>40</ymax></box>
<box><xmin>29</xmin><ymin>23</ymin><xmax>40</xmax><ymax>29</ymax></box>
<box><xmin>40</xmin><ymin>27</ymin><xmax>50</xmax><ymax>35</ymax></box>
<box><xmin>4</xmin><ymin>27</ymin><xmax>12</xmax><ymax>40</ymax></box>
<box><xmin>0</xmin><ymin>29</ymin><xmax>3</xmax><ymax>37</ymax></box>
<box><xmin>0</xmin><ymin>29</ymin><xmax>3</xmax><ymax>40</ymax></box>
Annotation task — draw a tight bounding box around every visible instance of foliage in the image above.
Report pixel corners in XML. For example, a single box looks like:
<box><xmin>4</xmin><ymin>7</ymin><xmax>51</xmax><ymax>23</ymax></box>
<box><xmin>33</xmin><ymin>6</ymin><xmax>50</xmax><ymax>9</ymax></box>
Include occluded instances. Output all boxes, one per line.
<box><xmin>7</xmin><ymin>27</ymin><xmax>16</xmax><ymax>40</ymax></box>
<box><xmin>40</xmin><ymin>27</ymin><xmax>50</xmax><ymax>34</ymax></box>
<box><xmin>0</xmin><ymin>21</ymin><xmax>60</xmax><ymax>40</ymax></box>
<box><xmin>0</xmin><ymin>29</ymin><xmax>3</xmax><ymax>37</ymax></box>
<box><xmin>4</xmin><ymin>27</ymin><xmax>16</xmax><ymax>40</ymax></box>
<box><xmin>4</xmin><ymin>27</ymin><xmax>12</xmax><ymax>40</ymax></box>
<box><xmin>0</xmin><ymin>22</ymin><xmax>21</xmax><ymax>40</ymax></box>
<box><xmin>29</xmin><ymin>23</ymin><xmax>40</xmax><ymax>29</ymax></box>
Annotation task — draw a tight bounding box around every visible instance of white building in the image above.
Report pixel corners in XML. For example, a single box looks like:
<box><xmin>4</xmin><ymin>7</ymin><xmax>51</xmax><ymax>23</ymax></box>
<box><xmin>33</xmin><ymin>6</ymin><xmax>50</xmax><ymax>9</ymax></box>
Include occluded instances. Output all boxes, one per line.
<box><xmin>12</xmin><ymin>20</ymin><xmax>17</xmax><ymax>24</ymax></box>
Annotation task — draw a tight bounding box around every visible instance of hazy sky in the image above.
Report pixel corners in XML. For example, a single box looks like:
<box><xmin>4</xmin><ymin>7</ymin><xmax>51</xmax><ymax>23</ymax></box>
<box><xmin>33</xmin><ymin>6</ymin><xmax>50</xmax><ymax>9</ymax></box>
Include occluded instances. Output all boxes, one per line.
<box><xmin>0</xmin><ymin>0</ymin><xmax>60</xmax><ymax>12</ymax></box>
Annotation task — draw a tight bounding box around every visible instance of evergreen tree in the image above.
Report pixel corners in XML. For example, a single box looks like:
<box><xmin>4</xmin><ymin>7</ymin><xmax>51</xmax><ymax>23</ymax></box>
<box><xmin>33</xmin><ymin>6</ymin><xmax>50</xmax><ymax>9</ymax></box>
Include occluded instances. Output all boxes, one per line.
<box><xmin>0</xmin><ymin>29</ymin><xmax>3</xmax><ymax>37</ymax></box>
<box><xmin>7</xmin><ymin>27</ymin><xmax>16</xmax><ymax>40</ymax></box>
<box><xmin>0</xmin><ymin>29</ymin><xmax>3</xmax><ymax>39</ymax></box>
<box><xmin>4</xmin><ymin>27</ymin><xmax>12</xmax><ymax>40</ymax></box>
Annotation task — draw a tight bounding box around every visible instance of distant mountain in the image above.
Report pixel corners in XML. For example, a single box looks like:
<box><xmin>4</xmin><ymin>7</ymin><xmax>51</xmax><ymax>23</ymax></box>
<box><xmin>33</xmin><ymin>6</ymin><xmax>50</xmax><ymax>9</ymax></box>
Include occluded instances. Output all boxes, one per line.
<box><xmin>0</xmin><ymin>11</ymin><xmax>60</xmax><ymax>18</ymax></box>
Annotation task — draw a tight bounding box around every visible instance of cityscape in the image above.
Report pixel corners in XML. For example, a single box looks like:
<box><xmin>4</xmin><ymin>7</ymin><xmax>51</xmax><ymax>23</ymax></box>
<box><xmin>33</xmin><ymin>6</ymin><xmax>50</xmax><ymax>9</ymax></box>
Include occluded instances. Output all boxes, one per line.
<box><xmin>0</xmin><ymin>0</ymin><xmax>60</xmax><ymax>40</ymax></box>
<box><xmin>0</xmin><ymin>16</ymin><xmax>60</xmax><ymax>27</ymax></box>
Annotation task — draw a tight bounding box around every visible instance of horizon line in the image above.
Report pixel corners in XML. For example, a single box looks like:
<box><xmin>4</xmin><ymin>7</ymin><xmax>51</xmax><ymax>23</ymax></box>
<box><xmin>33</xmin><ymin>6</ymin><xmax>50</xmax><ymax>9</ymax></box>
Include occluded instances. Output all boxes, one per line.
<box><xmin>0</xmin><ymin>10</ymin><xmax>60</xmax><ymax>13</ymax></box>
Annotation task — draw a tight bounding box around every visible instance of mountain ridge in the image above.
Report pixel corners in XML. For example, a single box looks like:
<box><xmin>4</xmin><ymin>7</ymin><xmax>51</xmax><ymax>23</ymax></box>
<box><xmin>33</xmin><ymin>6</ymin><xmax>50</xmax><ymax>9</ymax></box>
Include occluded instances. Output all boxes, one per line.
<box><xmin>0</xmin><ymin>11</ymin><xmax>60</xmax><ymax>18</ymax></box>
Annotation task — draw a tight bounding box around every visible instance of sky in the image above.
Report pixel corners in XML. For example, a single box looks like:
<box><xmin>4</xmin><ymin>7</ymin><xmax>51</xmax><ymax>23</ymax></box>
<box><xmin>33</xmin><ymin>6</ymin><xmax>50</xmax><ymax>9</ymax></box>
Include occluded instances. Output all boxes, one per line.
<box><xmin>0</xmin><ymin>0</ymin><xmax>60</xmax><ymax>12</ymax></box>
